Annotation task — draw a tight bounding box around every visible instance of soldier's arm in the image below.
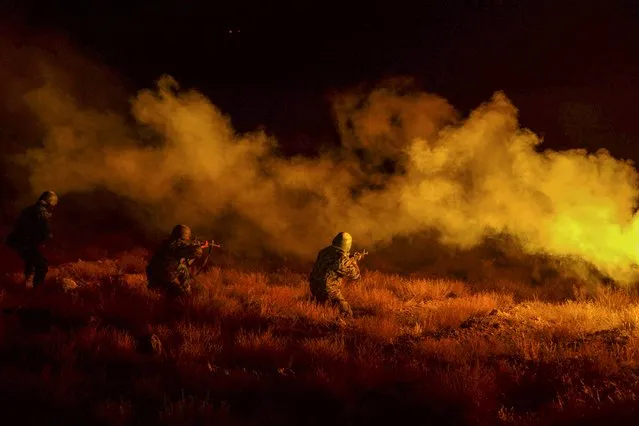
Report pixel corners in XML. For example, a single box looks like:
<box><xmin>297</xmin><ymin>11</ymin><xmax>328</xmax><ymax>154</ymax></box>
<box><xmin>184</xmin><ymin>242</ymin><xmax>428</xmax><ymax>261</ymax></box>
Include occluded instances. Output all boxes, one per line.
<box><xmin>37</xmin><ymin>210</ymin><xmax>53</xmax><ymax>241</ymax></box>
<box><xmin>175</xmin><ymin>242</ymin><xmax>204</xmax><ymax>260</ymax></box>
<box><xmin>338</xmin><ymin>256</ymin><xmax>361</xmax><ymax>281</ymax></box>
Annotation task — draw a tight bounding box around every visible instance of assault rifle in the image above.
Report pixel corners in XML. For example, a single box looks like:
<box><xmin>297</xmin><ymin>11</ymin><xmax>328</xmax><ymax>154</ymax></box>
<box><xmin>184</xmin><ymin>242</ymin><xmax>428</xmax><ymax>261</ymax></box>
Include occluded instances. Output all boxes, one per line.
<box><xmin>191</xmin><ymin>238</ymin><xmax>222</xmax><ymax>277</ymax></box>
<box><xmin>351</xmin><ymin>249</ymin><xmax>368</xmax><ymax>262</ymax></box>
<box><xmin>194</xmin><ymin>238</ymin><xmax>221</xmax><ymax>249</ymax></box>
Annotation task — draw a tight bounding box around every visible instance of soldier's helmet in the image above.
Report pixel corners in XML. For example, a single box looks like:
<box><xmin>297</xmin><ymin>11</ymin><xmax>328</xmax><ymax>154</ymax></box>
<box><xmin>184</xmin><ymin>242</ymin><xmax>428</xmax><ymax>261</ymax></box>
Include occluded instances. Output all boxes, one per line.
<box><xmin>38</xmin><ymin>190</ymin><xmax>59</xmax><ymax>208</ymax></box>
<box><xmin>171</xmin><ymin>224</ymin><xmax>192</xmax><ymax>241</ymax></box>
<box><xmin>331</xmin><ymin>232</ymin><xmax>352</xmax><ymax>253</ymax></box>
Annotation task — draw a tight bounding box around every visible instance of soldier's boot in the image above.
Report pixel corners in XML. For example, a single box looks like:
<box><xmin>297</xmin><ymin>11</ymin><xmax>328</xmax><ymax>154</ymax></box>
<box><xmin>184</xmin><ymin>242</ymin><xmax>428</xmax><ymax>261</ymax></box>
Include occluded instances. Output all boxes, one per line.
<box><xmin>24</xmin><ymin>274</ymin><xmax>34</xmax><ymax>289</ymax></box>
<box><xmin>33</xmin><ymin>267</ymin><xmax>48</xmax><ymax>288</ymax></box>
<box><xmin>339</xmin><ymin>302</ymin><xmax>354</xmax><ymax>319</ymax></box>
<box><xmin>332</xmin><ymin>295</ymin><xmax>353</xmax><ymax>319</ymax></box>
<box><xmin>23</xmin><ymin>258</ymin><xmax>35</xmax><ymax>289</ymax></box>
<box><xmin>33</xmin><ymin>255</ymin><xmax>48</xmax><ymax>288</ymax></box>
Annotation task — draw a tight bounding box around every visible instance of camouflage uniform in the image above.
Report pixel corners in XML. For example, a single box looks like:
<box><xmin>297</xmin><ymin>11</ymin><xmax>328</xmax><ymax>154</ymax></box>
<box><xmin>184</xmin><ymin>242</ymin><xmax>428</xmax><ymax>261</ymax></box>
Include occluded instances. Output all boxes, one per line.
<box><xmin>309</xmin><ymin>232</ymin><xmax>361</xmax><ymax>317</ymax></box>
<box><xmin>5</xmin><ymin>191</ymin><xmax>58</xmax><ymax>288</ymax></box>
<box><xmin>146</xmin><ymin>225</ymin><xmax>204</xmax><ymax>298</ymax></box>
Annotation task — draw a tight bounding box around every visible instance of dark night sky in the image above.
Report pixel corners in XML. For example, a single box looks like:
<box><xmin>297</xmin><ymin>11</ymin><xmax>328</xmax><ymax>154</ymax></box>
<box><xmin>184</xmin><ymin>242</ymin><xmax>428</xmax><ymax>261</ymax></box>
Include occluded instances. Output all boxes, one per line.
<box><xmin>2</xmin><ymin>0</ymin><xmax>639</xmax><ymax>158</ymax></box>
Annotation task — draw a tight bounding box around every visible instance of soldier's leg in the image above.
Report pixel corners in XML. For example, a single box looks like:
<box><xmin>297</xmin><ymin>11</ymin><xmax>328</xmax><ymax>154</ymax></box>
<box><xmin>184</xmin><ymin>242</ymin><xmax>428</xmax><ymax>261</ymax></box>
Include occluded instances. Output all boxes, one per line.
<box><xmin>22</xmin><ymin>251</ymin><xmax>35</xmax><ymax>280</ymax></box>
<box><xmin>18</xmin><ymin>247</ymin><xmax>36</xmax><ymax>287</ymax></box>
<box><xmin>179</xmin><ymin>278</ymin><xmax>192</xmax><ymax>296</ymax></box>
<box><xmin>176</xmin><ymin>264</ymin><xmax>193</xmax><ymax>296</ymax></box>
<box><xmin>309</xmin><ymin>280</ymin><xmax>329</xmax><ymax>304</ymax></box>
<box><xmin>166</xmin><ymin>277</ymin><xmax>190</xmax><ymax>299</ymax></box>
<box><xmin>329</xmin><ymin>290</ymin><xmax>353</xmax><ymax>318</ymax></box>
<box><xmin>32</xmin><ymin>248</ymin><xmax>49</xmax><ymax>288</ymax></box>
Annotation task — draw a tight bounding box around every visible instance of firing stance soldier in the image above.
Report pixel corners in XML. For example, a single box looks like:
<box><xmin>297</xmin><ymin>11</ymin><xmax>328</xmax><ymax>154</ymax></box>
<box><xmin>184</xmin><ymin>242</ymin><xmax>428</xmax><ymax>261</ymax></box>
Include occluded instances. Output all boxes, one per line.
<box><xmin>5</xmin><ymin>190</ymin><xmax>59</xmax><ymax>289</ymax></box>
<box><xmin>309</xmin><ymin>231</ymin><xmax>365</xmax><ymax>318</ymax></box>
<box><xmin>146</xmin><ymin>224</ymin><xmax>212</xmax><ymax>298</ymax></box>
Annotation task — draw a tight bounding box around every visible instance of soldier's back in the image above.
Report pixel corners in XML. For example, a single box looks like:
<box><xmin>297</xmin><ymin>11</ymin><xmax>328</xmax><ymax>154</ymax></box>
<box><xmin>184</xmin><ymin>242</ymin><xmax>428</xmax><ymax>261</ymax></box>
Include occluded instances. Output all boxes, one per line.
<box><xmin>15</xmin><ymin>203</ymin><xmax>36</xmax><ymax>229</ymax></box>
<box><xmin>147</xmin><ymin>239</ymin><xmax>197</xmax><ymax>281</ymax></box>
<box><xmin>147</xmin><ymin>240</ymin><xmax>175</xmax><ymax>281</ymax></box>
<box><xmin>8</xmin><ymin>203</ymin><xmax>49</xmax><ymax>248</ymax></box>
<box><xmin>310</xmin><ymin>246</ymin><xmax>343</xmax><ymax>283</ymax></box>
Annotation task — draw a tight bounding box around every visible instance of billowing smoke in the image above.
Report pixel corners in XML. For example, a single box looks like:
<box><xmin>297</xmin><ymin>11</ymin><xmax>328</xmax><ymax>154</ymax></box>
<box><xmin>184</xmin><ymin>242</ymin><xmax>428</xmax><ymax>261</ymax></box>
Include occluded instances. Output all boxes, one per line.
<box><xmin>4</xmin><ymin>27</ymin><xmax>639</xmax><ymax>284</ymax></box>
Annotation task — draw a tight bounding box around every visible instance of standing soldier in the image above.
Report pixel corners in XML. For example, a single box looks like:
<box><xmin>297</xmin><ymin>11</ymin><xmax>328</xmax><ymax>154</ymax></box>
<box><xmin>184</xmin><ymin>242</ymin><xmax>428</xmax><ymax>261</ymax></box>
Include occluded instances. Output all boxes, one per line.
<box><xmin>309</xmin><ymin>231</ymin><xmax>364</xmax><ymax>318</ymax></box>
<box><xmin>146</xmin><ymin>224</ymin><xmax>211</xmax><ymax>298</ymax></box>
<box><xmin>5</xmin><ymin>190</ymin><xmax>58</xmax><ymax>289</ymax></box>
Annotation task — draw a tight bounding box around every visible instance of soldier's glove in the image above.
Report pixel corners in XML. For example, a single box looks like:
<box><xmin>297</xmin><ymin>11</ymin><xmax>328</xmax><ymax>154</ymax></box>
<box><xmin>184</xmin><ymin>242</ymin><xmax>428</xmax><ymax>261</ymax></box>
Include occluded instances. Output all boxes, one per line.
<box><xmin>351</xmin><ymin>250</ymin><xmax>368</xmax><ymax>262</ymax></box>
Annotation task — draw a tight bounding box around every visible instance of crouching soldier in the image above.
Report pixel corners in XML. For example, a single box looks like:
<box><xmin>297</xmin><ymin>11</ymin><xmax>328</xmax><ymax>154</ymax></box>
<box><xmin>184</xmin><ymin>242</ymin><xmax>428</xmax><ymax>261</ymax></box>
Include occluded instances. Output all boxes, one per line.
<box><xmin>146</xmin><ymin>224</ymin><xmax>210</xmax><ymax>298</ymax></box>
<box><xmin>309</xmin><ymin>231</ymin><xmax>362</xmax><ymax>318</ymax></box>
<box><xmin>5</xmin><ymin>190</ymin><xmax>58</xmax><ymax>289</ymax></box>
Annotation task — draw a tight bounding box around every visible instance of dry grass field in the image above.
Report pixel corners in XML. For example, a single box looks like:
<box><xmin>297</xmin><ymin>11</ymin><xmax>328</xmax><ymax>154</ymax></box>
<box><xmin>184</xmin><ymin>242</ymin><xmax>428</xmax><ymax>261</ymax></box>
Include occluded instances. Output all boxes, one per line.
<box><xmin>1</xmin><ymin>249</ymin><xmax>639</xmax><ymax>425</ymax></box>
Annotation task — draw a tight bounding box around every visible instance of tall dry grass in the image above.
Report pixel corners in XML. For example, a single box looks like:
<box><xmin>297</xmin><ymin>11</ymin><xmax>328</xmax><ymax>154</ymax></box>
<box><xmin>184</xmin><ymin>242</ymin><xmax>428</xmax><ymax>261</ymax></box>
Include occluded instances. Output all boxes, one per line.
<box><xmin>0</xmin><ymin>251</ymin><xmax>638</xmax><ymax>425</ymax></box>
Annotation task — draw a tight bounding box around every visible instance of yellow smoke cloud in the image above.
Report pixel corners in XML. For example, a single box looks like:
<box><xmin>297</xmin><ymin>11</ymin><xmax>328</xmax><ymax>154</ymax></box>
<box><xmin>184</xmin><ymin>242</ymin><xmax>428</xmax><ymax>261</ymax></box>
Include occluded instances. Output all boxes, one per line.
<box><xmin>6</xmin><ymin>32</ymin><xmax>639</xmax><ymax>284</ymax></box>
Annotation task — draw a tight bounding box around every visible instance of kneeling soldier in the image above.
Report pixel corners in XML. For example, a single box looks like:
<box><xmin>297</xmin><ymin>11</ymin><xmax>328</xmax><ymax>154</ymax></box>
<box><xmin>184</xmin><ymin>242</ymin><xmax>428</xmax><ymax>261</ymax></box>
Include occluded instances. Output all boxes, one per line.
<box><xmin>146</xmin><ymin>224</ymin><xmax>210</xmax><ymax>298</ymax></box>
<box><xmin>309</xmin><ymin>232</ymin><xmax>363</xmax><ymax>318</ymax></box>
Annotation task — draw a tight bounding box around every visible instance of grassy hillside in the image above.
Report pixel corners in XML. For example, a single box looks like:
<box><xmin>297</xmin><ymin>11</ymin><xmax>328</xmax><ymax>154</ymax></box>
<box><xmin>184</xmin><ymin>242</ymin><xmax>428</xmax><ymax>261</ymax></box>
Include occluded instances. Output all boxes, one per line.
<box><xmin>1</xmin><ymin>251</ymin><xmax>638</xmax><ymax>425</ymax></box>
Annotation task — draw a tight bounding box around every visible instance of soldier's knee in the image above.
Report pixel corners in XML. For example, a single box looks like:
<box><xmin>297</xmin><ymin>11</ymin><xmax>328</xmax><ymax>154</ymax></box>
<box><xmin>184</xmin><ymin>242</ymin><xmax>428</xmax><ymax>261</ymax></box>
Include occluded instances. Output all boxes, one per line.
<box><xmin>339</xmin><ymin>302</ymin><xmax>353</xmax><ymax>317</ymax></box>
<box><xmin>328</xmin><ymin>291</ymin><xmax>345</xmax><ymax>303</ymax></box>
<box><xmin>338</xmin><ymin>298</ymin><xmax>351</xmax><ymax>309</ymax></box>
